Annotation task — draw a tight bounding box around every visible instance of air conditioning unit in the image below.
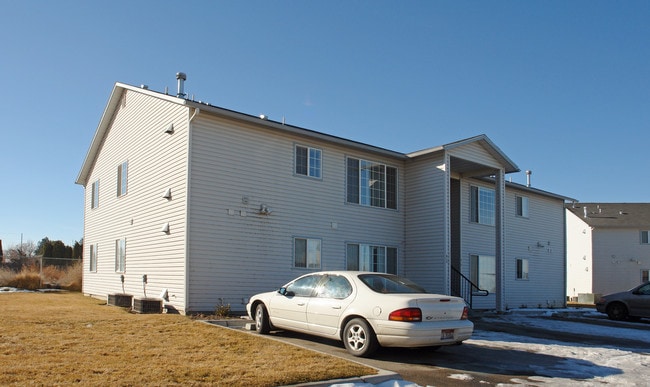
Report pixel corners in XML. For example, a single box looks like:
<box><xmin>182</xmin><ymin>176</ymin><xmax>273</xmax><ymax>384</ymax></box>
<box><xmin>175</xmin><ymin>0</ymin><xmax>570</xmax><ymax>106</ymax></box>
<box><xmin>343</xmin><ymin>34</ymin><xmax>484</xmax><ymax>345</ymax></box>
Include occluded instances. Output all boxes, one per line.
<box><xmin>133</xmin><ymin>297</ymin><xmax>162</xmax><ymax>314</ymax></box>
<box><xmin>107</xmin><ymin>293</ymin><xmax>133</xmax><ymax>308</ymax></box>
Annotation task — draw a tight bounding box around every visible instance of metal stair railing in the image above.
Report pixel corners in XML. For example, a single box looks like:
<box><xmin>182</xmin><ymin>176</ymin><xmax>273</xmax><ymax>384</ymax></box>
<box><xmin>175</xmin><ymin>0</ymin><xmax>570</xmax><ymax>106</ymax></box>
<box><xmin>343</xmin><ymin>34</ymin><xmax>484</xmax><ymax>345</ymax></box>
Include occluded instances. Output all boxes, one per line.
<box><xmin>451</xmin><ymin>266</ymin><xmax>489</xmax><ymax>308</ymax></box>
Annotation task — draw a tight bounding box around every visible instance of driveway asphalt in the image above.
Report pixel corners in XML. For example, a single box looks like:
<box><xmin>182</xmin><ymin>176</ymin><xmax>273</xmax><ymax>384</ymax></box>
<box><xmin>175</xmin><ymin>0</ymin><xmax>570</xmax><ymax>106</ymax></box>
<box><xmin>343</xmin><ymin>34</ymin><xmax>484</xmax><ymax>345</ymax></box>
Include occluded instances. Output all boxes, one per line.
<box><xmin>205</xmin><ymin>310</ymin><xmax>650</xmax><ymax>386</ymax></box>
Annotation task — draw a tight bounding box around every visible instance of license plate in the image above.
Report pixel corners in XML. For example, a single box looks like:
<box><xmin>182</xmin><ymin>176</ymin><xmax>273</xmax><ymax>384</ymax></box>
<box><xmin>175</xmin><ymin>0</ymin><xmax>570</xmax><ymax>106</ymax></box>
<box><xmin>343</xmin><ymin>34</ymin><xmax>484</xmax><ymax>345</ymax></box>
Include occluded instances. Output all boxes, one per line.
<box><xmin>441</xmin><ymin>329</ymin><xmax>454</xmax><ymax>340</ymax></box>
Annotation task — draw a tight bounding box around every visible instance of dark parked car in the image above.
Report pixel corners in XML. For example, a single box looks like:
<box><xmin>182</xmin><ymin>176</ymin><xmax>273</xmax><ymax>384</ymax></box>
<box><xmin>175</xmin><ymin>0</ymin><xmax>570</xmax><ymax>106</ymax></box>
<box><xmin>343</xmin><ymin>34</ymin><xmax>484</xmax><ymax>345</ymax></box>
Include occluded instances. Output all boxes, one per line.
<box><xmin>595</xmin><ymin>282</ymin><xmax>650</xmax><ymax>320</ymax></box>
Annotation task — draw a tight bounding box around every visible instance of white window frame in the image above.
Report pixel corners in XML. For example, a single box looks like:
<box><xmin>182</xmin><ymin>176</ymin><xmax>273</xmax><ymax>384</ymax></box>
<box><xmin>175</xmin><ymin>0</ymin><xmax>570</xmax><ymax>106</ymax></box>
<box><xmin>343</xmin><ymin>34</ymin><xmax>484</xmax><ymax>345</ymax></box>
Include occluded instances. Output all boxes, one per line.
<box><xmin>294</xmin><ymin>237</ymin><xmax>321</xmax><ymax>269</ymax></box>
<box><xmin>641</xmin><ymin>230</ymin><xmax>649</xmax><ymax>244</ymax></box>
<box><xmin>89</xmin><ymin>243</ymin><xmax>97</xmax><ymax>272</ymax></box>
<box><xmin>470</xmin><ymin>186</ymin><xmax>495</xmax><ymax>225</ymax></box>
<box><xmin>91</xmin><ymin>180</ymin><xmax>99</xmax><ymax>209</ymax></box>
<box><xmin>346</xmin><ymin>243</ymin><xmax>398</xmax><ymax>274</ymax></box>
<box><xmin>346</xmin><ymin>157</ymin><xmax>398</xmax><ymax>210</ymax></box>
<box><xmin>516</xmin><ymin>258</ymin><xmax>529</xmax><ymax>280</ymax></box>
<box><xmin>470</xmin><ymin>254</ymin><xmax>496</xmax><ymax>293</ymax></box>
<box><xmin>295</xmin><ymin>145</ymin><xmax>322</xmax><ymax>179</ymax></box>
<box><xmin>115</xmin><ymin>238</ymin><xmax>126</xmax><ymax>273</ymax></box>
<box><xmin>117</xmin><ymin>161</ymin><xmax>128</xmax><ymax>197</ymax></box>
<box><xmin>516</xmin><ymin>195</ymin><xmax>529</xmax><ymax>218</ymax></box>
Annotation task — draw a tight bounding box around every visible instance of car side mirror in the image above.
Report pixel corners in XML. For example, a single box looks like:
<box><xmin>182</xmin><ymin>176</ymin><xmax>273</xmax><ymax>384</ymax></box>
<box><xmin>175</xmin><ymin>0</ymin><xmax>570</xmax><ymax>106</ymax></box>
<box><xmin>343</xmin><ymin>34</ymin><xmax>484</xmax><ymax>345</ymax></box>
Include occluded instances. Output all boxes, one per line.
<box><xmin>278</xmin><ymin>287</ymin><xmax>294</xmax><ymax>297</ymax></box>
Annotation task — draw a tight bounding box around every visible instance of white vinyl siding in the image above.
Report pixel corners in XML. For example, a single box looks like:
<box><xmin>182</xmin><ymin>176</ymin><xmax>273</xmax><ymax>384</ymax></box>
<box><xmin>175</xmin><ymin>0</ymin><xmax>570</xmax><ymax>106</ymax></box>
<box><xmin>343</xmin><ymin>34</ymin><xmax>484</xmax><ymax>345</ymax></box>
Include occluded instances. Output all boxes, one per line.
<box><xmin>81</xmin><ymin>89</ymin><xmax>189</xmax><ymax>312</ymax></box>
<box><xmin>187</xmin><ymin>114</ymin><xmax>404</xmax><ymax>312</ymax></box>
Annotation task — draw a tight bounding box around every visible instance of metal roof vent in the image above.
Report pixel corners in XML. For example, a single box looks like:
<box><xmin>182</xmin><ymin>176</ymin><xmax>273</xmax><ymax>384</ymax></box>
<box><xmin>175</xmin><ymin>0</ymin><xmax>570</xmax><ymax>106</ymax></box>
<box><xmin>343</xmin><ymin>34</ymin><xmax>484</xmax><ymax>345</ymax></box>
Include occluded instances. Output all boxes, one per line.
<box><xmin>525</xmin><ymin>170</ymin><xmax>532</xmax><ymax>187</ymax></box>
<box><xmin>176</xmin><ymin>72</ymin><xmax>187</xmax><ymax>98</ymax></box>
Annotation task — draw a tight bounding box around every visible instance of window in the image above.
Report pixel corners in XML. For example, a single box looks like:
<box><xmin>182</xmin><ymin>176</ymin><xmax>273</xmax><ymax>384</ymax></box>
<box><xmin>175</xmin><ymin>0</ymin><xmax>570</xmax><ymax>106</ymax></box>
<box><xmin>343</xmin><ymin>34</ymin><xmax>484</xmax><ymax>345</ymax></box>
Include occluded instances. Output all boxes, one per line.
<box><xmin>115</xmin><ymin>238</ymin><xmax>126</xmax><ymax>273</ymax></box>
<box><xmin>91</xmin><ymin>180</ymin><xmax>99</xmax><ymax>209</ymax></box>
<box><xmin>346</xmin><ymin>157</ymin><xmax>397</xmax><ymax>209</ymax></box>
<box><xmin>516</xmin><ymin>196</ymin><xmax>529</xmax><ymax>218</ymax></box>
<box><xmin>470</xmin><ymin>186</ymin><xmax>495</xmax><ymax>225</ymax></box>
<box><xmin>516</xmin><ymin>258</ymin><xmax>529</xmax><ymax>280</ymax></box>
<box><xmin>295</xmin><ymin>145</ymin><xmax>322</xmax><ymax>178</ymax></box>
<box><xmin>642</xmin><ymin>269</ymin><xmax>649</xmax><ymax>283</ymax></box>
<box><xmin>317</xmin><ymin>275</ymin><xmax>353</xmax><ymax>299</ymax></box>
<box><xmin>117</xmin><ymin>161</ymin><xmax>128</xmax><ymax>197</ymax></box>
<box><xmin>286</xmin><ymin>274</ymin><xmax>323</xmax><ymax>297</ymax></box>
<box><xmin>294</xmin><ymin>238</ymin><xmax>321</xmax><ymax>269</ymax></box>
<box><xmin>470</xmin><ymin>255</ymin><xmax>496</xmax><ymax>293</ymax></box>
<box><xmin>346</xmin><ymin>243</ymin><xmax>397</xmax><ymax>274</ymax></box>
<box><xmin>89</xmin><ymin>244</ymin><xmax>97</xmax><ymax>272</ymax></box>
<box><xmin>641</xmin><ymin>231</ymin><xmax>649</xmax><ymax>244</ymax></box>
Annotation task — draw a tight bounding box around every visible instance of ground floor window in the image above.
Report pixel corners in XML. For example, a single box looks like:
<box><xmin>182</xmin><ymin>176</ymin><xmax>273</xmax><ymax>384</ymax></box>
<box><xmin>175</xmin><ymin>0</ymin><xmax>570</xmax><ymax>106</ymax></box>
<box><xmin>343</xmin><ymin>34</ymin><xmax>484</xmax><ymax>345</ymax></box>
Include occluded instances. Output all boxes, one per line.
<box><xmin>346</xmin><ymin>243</ymin><xmax>397</xmax><ymax>274</ymax></box>
<box><xmin>294</xmin><ymin>238</ymin><xmax>321</xmax><ymax>269</ymax></box>
<box><xmin>115</xmin><ymin>238</ymin><xmax>126</xmax><ymax>273</ymax></box>
<box><xmin>89</xmin><ymin>243</ymin><xmax>97</xmax><ymax>272</ymax></box>
<box><xmin>470</xmin><ymin>254</ymin><xmax>496</xmax><ymax>293</ymax></box>
<box><xmin>516</xmin><ymin>258</ymin><xmax>529</xmax><ymax>280</ymax></box>
<box><xmin>642</xmin><ymin>269</ymin><xmax>649</xmax><ymax>283</ymax></box>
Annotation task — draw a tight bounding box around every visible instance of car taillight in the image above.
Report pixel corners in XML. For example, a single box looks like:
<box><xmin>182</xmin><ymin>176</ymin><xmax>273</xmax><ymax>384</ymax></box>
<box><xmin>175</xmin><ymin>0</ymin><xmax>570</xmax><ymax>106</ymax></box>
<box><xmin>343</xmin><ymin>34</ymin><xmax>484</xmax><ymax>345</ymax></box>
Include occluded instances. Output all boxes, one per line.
<box><xmin>389</xmin><ymin>308</ymin><xmax>422</xmax><ymax>322</ymax></box>
<box><xmin>461</xmin><ymin>306</ymin><xmax>469</xmax><ymax>320</ymax></box>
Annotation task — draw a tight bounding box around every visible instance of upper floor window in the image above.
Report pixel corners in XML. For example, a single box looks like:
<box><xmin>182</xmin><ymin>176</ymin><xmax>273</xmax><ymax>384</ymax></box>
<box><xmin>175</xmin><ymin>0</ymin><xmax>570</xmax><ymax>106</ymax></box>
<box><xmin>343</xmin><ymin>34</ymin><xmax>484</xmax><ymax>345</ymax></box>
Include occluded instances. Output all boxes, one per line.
<box><xmin>516</xmin><ymin>196</ymin><xmax>529</xmax><ymax>218</ymax></box>
<box><xmin>346</xmin><ymin>243</ymin><xmax>397</xmax><ymax>274</ymax></box>
<box><xmin>91</xmin><ymin>180</ymin><xmax>99</xmax><ymax>209</ymax></box>
<box><xmin>115</xmin><ymin>238</ymin><xmax>126</xmax><ymax>273</ymax></box>
<box><xmin>89</xmin><ymin>243</ymin><xmax>97</xmax><ymax>272</ymax></box>
<box><xmin>294</xmin><ymin>237</ymin><xmax>321</xmax><ymax>269</ymax></box>
<box><xmin>346</xmin><ymin>157</ymin><xmax>397</xmax><ymax>209</ymax></box>
<box><xmin>641</xmin><ymin>231</ymin><xmax>649</xmax><ymax>244</ymax></box>
<box><xmin>470</xmin><ymin>186</ymin><xmax>495</xmax><ymax>225</ymax></box>
<box><xmin>516</xmin><ymin>258</ymin><xmax>529</xmax><ymax>280</ymax></box>
<box><xmin>117</xmin><ymin>161</ymin><xmax>128</xmax><ymax>197</ymax></box>
<box><xmin>295</xmin><ymin>145</ymin><xmax>322</xmax><ymax>178</ymax></box>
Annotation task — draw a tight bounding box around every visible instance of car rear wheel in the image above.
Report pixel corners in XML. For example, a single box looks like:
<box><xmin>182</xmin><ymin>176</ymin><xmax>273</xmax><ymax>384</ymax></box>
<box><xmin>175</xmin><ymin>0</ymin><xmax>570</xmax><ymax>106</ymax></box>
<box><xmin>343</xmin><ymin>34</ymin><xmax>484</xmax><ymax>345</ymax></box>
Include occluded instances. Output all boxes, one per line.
<box><xmin>343</xmin><ymin>318</ymin><xmax>378</xmax><ymax>357</ymax></box>
<box><xmin>606</xmin><ymin>302</ymin><xmax>628</xmax><ymax>321</ymax></box>
<box><xmin>255</xmin><ymin>303</ymin><xmax>271</xmax><ymax>334</ymax></box>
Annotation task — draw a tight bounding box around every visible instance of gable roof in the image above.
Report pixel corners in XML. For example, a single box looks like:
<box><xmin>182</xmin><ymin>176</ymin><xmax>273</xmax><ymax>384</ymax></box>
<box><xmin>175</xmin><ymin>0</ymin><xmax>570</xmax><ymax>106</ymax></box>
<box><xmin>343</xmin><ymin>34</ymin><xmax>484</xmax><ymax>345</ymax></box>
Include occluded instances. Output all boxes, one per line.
<box><xmin>566</xmin><ymin>203</ymin><xmax>650</xmax><ymax>228</ymax></box>
<box><xmin>406</xmin><ymin>134</ymin><xmax>520</xmax><ymax>174</ymax></box>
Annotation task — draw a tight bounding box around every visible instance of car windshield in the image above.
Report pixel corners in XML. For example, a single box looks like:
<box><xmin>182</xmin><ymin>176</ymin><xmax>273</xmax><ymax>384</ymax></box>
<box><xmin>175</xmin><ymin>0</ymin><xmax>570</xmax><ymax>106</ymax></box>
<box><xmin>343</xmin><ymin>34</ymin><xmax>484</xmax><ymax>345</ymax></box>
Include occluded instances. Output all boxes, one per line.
<box><xmin>359</xmin><ymin>274</ymin><xmax>428</xmax><ymax>294</ymax></box>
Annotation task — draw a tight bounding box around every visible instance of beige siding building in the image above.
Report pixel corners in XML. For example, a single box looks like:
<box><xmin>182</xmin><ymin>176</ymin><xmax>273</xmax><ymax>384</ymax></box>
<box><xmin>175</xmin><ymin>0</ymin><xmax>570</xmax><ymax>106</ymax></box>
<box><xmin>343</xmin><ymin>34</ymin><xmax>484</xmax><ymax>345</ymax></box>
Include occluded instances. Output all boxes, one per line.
<box><xmin>566</xmin><ymin>203</ymin><xmax>650</xmax><ymax>299</ymax></box>
<box><xmin>77</xmin><ymin>79</ymin><xmax>572</xmax><ymax>314</ymax></box>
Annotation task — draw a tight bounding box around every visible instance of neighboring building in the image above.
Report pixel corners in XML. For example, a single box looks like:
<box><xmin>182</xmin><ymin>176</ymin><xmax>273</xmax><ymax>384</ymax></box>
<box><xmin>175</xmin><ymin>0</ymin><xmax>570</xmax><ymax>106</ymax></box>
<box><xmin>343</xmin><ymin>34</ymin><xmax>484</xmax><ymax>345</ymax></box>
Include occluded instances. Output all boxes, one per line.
<box><xmin>76</xmin><ymin>77</ymin><xmax>573</xmax><ymax>314</ymax></box>
<box><xmin>566</xmin><ymin>203</ymin><xmax>650</xmax><ymax>299</ymax></box>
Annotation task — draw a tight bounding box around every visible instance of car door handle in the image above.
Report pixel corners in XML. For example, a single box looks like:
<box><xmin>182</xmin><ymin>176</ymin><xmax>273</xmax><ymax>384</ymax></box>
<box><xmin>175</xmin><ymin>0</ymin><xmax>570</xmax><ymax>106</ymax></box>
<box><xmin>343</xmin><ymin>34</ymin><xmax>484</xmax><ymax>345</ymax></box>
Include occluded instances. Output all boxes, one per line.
<box><xmin>297</xmin><ymin>302</ymin><xmax>306</xmax><ymax>306</ymax></box>
<box><xmin>331</xmin><ymin>305</ymin><xmax>341</xmax><ymax>309</ymax></box>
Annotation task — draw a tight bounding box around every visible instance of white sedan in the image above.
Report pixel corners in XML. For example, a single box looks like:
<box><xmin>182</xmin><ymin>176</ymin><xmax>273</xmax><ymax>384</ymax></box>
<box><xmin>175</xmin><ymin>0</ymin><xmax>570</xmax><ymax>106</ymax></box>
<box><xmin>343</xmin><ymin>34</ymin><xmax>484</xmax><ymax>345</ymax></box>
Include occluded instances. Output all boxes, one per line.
<box><xmin>246</xmin><ymin>271</ymin><xmax>473</xmax><ymax>357</ymax></box>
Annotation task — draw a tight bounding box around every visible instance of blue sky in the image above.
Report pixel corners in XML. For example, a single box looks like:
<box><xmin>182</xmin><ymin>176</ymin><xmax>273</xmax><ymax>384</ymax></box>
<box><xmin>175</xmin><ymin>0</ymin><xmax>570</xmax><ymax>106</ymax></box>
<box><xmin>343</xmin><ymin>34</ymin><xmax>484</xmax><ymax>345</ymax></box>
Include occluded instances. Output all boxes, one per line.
<box><xmin>1</xmin><ymin>1</ymin><xmax>648</xmax><ymax>249</ymax></box>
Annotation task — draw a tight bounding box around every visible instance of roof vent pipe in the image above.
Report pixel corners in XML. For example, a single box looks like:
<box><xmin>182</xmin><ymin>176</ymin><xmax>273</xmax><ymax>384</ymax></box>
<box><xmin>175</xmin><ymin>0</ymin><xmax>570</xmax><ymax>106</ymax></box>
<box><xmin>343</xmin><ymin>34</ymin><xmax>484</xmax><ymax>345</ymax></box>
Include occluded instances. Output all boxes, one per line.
<box><xmin>176</xmin><ymin>72</ymin><xmax>187</xmax><ymax>98</ymax></box>
<box><xmin>525</xmin><ymin>170</ymin><xmax>532</xmax><ymax>187</ymax></box>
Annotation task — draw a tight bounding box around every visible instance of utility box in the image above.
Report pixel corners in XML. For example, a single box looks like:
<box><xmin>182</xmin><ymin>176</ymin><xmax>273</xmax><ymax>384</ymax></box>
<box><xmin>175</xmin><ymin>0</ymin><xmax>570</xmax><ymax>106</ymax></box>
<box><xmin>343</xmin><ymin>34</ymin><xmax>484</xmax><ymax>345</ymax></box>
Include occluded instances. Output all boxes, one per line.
<box><xmin>133</xmin><ymin>297</ymin><xmax>162</xmax><ymax>314</ymax></box>
<box><xmin>107</xmin><ymin>294</ymin><xmax>133</xmax><ymax>308</ymax></box>
<box><xmin>578</xmin><ymin>293</ymin><xmax>602</xmax><ymax>304</ymax></box>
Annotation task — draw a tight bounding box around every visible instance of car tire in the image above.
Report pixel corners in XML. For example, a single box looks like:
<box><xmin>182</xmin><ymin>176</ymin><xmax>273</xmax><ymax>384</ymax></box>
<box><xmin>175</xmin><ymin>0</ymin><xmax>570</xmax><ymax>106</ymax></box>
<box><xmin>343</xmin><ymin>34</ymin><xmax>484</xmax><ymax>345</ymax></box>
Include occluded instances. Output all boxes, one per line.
<box><xmin>255</xmin><ymin>303</ymin><xmax>271</xmax><ymax>334</ymax></box>
<box><xmin>606</xmin><ymin>302</ymin><xmax>628</xmax><ymax>321</ymax></box>
<box><xmin>343</xmin><ymin>318</ymin><xmax>378</xmax><ymax>357</ymax></box>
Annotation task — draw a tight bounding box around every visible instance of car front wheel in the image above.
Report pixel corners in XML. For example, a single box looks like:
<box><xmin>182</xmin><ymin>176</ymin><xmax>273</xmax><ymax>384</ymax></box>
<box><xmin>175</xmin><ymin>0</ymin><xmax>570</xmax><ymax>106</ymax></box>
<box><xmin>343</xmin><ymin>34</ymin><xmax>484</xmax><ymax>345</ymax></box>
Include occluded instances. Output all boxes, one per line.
<box><xmin>343</xmin><ymin>318</ymin><xmax>378</xmax><ymax>357</ymax></box>
<box><xmin>606</xmin><ymin>302</ymin><xmax>628</xmax><ymax>321</ymax></box>
<box><xmin>255</xmin><ymin>303</ymin><xmax>271</xmax><ymax>334</ymax></box>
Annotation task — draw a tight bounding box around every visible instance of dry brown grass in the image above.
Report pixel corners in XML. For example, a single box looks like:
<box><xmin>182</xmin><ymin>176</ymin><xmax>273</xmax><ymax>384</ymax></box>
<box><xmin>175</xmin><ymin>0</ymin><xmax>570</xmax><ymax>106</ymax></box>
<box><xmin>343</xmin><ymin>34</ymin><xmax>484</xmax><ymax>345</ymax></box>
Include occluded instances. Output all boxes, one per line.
<box><xmin>0</xmin><ymin>262</ymin><xmax>82</xmax><ymax>291</ymax></box>
<box><xmin>0</xmin><ymin>292</ymin><xmax>374</xmax><ymax>386</ymax></box>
